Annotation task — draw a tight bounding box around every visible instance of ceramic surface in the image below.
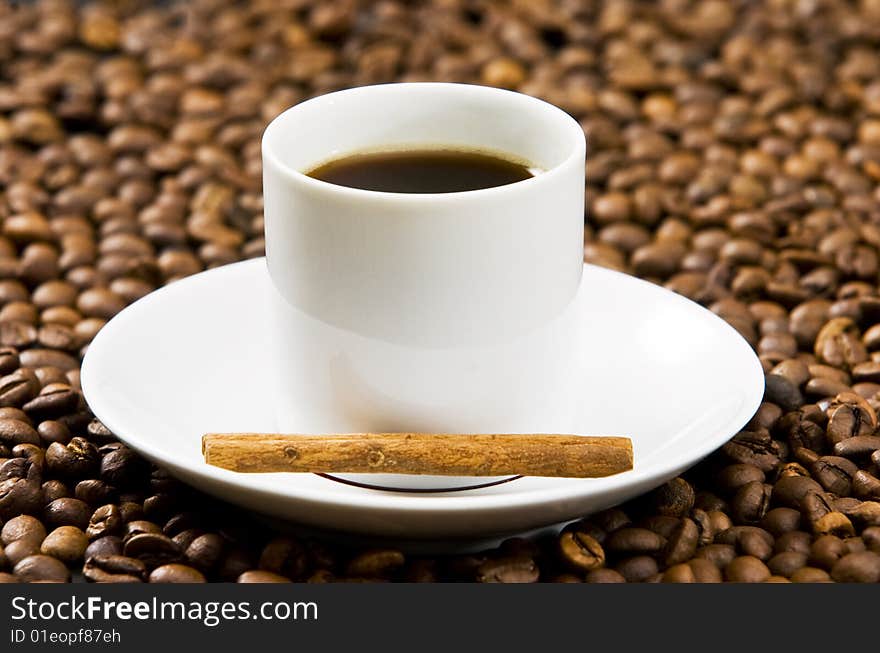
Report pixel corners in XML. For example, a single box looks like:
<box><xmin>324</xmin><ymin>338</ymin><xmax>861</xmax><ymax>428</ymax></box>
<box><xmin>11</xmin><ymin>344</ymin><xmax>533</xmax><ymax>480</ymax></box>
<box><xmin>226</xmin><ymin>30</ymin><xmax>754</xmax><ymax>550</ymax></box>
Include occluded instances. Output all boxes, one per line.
<box><xmin>81</xmin><ymin>259</ymin><xmax>764</xmax><ymax>539</ymax></box>
<box><xmin>262</xmin><ymin>84</ymin><xmax>586</xmax><ymax>488</ymax></box>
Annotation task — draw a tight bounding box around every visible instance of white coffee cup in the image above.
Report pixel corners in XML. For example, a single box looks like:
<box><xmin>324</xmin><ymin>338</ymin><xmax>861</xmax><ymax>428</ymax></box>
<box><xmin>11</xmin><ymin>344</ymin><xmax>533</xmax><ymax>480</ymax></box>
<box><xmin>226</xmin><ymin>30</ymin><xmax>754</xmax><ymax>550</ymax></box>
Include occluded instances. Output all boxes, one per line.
<box><xmin>262</xmin><ymin>83</ymin><xmax>586</xmax><ymax>490</ymax></box>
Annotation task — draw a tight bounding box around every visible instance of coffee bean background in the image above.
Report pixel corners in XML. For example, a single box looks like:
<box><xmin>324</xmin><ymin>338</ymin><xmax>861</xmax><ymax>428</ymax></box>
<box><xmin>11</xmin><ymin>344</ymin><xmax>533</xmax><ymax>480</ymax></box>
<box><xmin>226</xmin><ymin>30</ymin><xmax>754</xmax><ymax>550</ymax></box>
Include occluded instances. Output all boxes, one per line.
<box><xmin>2</xmin><ymin>0</ymin><xmax>880</xmax><ymax>583</ymax></box>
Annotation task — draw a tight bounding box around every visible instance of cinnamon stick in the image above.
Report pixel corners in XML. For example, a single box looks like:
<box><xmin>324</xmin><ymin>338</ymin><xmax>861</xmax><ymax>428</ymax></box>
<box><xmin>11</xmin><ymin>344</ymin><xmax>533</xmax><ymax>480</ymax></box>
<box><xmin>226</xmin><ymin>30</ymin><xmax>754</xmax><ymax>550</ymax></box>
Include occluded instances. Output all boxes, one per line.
<box><xmin>202</xmin><ymin>433</ymin><xmax>633</xmax><ymax>478</ymax></box>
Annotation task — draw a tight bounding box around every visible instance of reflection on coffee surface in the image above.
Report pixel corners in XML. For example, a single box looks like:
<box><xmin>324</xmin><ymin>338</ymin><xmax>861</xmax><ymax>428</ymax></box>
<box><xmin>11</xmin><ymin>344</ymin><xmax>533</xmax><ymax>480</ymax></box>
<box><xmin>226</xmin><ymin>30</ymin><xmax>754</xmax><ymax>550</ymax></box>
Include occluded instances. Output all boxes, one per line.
<box><xmin>306</xmin><ymin>148</ymin><xmax>535</xmax><ymax>193</ymax></box>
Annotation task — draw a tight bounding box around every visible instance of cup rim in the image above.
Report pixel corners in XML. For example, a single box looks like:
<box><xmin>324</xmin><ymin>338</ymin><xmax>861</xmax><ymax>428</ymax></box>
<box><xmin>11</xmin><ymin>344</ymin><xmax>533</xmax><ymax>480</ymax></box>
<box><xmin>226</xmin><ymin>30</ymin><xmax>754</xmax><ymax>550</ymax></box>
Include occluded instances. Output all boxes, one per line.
<box><xmin>261</xmin><ymin>82</ymin><xmax>586</xmax><ymax>202</ymax></box>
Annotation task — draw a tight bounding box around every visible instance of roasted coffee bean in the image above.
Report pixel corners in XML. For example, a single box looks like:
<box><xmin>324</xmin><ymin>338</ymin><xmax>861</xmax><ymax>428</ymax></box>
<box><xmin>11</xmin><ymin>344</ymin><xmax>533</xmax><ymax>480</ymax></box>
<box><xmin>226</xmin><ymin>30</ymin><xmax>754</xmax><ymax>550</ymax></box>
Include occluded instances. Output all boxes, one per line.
<box><xmin>764</xmin><ymin>374</ymin><xmax>803</xmax><ymax>412</ymax></box>
<box><xmin>722</xmin><ymin>431</ymin><xmax>780</xmax><ymax>471</ymax></box>
<box><xmin>725</xmin><ymin>556</ymin><xmax>771</xmax><ymax>582</ymax></box>
<box><xmin>811</xmin><ymin>365</ymin><xmax>852</xmax><ymax>386</ymax></box>
<box><xmin>346</xmin><ymin>549</ymin><xmax>405</xmax><ymax>578</ymax></box>
<box><xmin>0</xmin><ymin>473</ymin><xmax>43</xmax><ymax>519</ymax></box>
<box><xmin>834</xmin><ymin>435</ymin><xmax>880</xmax><ymax>459</ymax></box>
<box><xmin>184</xmin><ymin>533</ymin><xmax>225</xmax><ymax>573</ymax></box>
<box><xmin>864</xmin><ymin>527</ymin><xmax>880</xmax><ymax>553</ymax></box>
<box><xmin>100</xmin><ymin>446</ymin><xmax>147</xmax><ymax>488</ymax></box>
<box><xmin>37</xmin><ymin>420</ymin><xmax>70</xmax><ymax>445</ymax></box>
<box><xmin>150</xmin><ymin>563</ymin><xmax>206</xmax><ymax>583</ymax></box>
<box><xmin>843</xmin><ymin>537</ymin><xmax>867</xmax><ymax>555</ymax></box>
<box><xmin>0</xmin><ymin>419</ymin><xmax>40</xmax><ymax>447</ymax></box>
<box><xmin>640</xmin><ymin>515</ymin><xmax>680</xmax><ymax>539</ymax></box>
<box><xmin>690</xmin><ymin>509</ymin><xmax>714</xmax><ymax>546</ymax></box>
<box><xmin>810</xmin><ymin>535</ymin><xmax>847</xmax><ymax>570</ymax></box>
<box><xmin>0</xmin><ymin>349</ymin><xmax>20</xmax><ymax>376</ymax></box>
<box><xmin>22</xmin><ymin>384</ymin><xmax>79</xmax><ymax>420</ymax></box>
<box><xmin>149</xmin><ymin>470</ymin><xmax>181</xmax><ymax>495</ymax></box>
<box><xmin>0</xmin><ymin>457</ymin><xmax>31</xmax><ymax>483</ymax></box>
<box><xmin>826</xmin><ymin>393</ymin><xmax>877</xmax><ymax>443</ymax></box>
<box><xmin>75</xmin><ymin>479</ymin><xmax>116</xmax><ymax>505</ymax></box>
<box><xmin>124</xmin><ymin>521</ymin><xmax>162</xmax><ymax>540</ymax></box>
<box><xmin>642</xmin><ymin>478</ymin><xmax>695</xmax><ymax>517</ymax></box>
<box><xmin>605</xmin><ymin>527</ymin><xmax>666</xmax><ymax>555</ymax></box>
<box><xmin>790</xmin><ymin>567</ymin><xmax>832</xmax><ymax>583</ymax></box>
<box><xmin>663</xmin><ymin>518</ymin><xmax>699</xmax><ymax>566</ymax></box>
<box><xmin>258</xmin><ymin>536</ymin><xmax>308</xmax><ymax>580</ymax></box>
<box><xmin>661</xmin><ymin>563</ymin><xmax>695</xmax><ymax>583</ymax></box>
<box><xmin>41</xmin><ymin>480</ymin><xmax>68</xmax><ymax>504</ymax></box>
<box><xmin>237</xmin><ymin>570</ymin><xmax>291</xmax><ymax>583</ymax></box>
<box><xmin>805</xmin><ymin>377</ymin><xmax>850</xmax><ymax>399</ymax></box>
<box><xmin>614</xmin><ymin>556</ymin><xmax>659</xmax><ymax>583</ymax></box>
<box><xmin>476</xmin><ymin>556</ymin><xmax>539</xmax><ymax>583</ymax></box>
<box><xmin>815</xmin><ymin>319</ymin><xmax>868</xmax><ymax>371</ymax></box>
<box><xmin>812</xmin><ymin>456</ymin><xmax>858</xmax><ymax>495</ymax></box>
<box><xmin>717</xmin><ymin>464</ymin><xmax>765</xmax><ymax>494</ymax></box>
<box><xmin>13</xmin><ymin>444</ymin><xmax>44</xmax><ymax>471</ymax></box>
<box><xmin>559</xmin><ymin>531</ymin><xmax>605</xmax><ymax>571</ymax></box>
<box><xmin>770</xmin><ymin>358</ymin><xmax>810</xmax><ymax>386</ymax></box>
<box><xmin>761</xmin><ymin>508</ymin><xmax>802</xmax><ymax>536</ymax></box>
<box><xmin>216</xmin><ymin>548</ymin><xmax>252</xmax><ymax>581</ymax></box>
<box><xmin>830</xmin><ymin>551</ymin><xmax>880</xmax><ymax>583</ymax></box>
<box><xmin>0</xmin><ymin>414</ymin><xmax>32</xmax><ymax>435</ymax></box>
<box><xmin>5</xmin><ymin>538</ymin><xmax>42</xmax><ymax>567</ymax></box>
<box><xmin>561</xmin><ymin>519</ymin><xmax>606</xmax><ymax>544</ymax></box>
<box><xmin>694</xmin><ymin>489</ymin><xmax>728</xmax><ymax>512</ymax></box>
<box><xmin>34</xmin><ymin>370</ymin><xmax>72</xmax><ymax>393</ymax></box>
<box><xmin>118</xmin><ymin>502</ymin><xmax>143</xmax><ymax>524</ymax></box>
<box><xmin>19</xmin><ymin>350</ymin><xmax>77</xmax><ymax>373</ymax></box>
<box><xmin>86</xmin><ymin>419</ymin><xmax>115</xmax><ymax>444</ymax></box>
<box><xmin>732</xmin><ymin>481</ymin><xmax>772</xmax><ymax>524</ymax></box>
<box><xmin>706</xmin><ymin>510</ymin><xmax>733</xmax><ymax>534</ymax></box>
<box><xmin>846</xmin><ymin>502</ymin><xmax>880</xmax><ymax>528</ymax></box>
<box><xmin>798</xmin><ymin>489</ymin><xmax>833</xmax><ymax>526</ymax></box>
<box><xmin>748</xmin><ymin>402</ymin><xmax>783</xmax><ymax>431</ymax></box>
<box><xmin>773</xmin><ymin>476</ymin><xmax>823</xmax><ymax>508</ymax></box>
<box><xmin>774</xmin><ymin>531</ymin><xmax>813</xmax><ymax>556</ymax></box>
<box><xmin>172</xmin><ymin>528</ymin><xmax>204</xmax><ymax>552</ymax></box>
<box><xmin>40</xmin><ymin>526</ymin><xmax>87</xmax><ymax>563</ymax></box>
<box><xmin>123</xmin><ymin>533</ymin><xmax>181</xmax><ymax>569</ymax></box>
<box><xmin>1</xmin><ymin>515</ymin><xmax>45</xmax><ymax>547</ymax></box>
<box><xmin>833</xmin><ymin>489</ymin><xmax>869</xmax><ymax>515</ymax></box>
<box><xmin>717</xmin><ymin>526</ymin><xmax>775</xmax><ymax>560</ymax></box>
<box><xmin>780</xmin><ymin>412</ymin><xmax>826</xmax><ymax>452</ymax></box>
<box><xmin>44</xmin><ymin>498</ymin><xmax>90</xmax><ymax>530</ymax></box>
<box><xmin>767</xmin><ymin>550</ymin><xmax>808</xmax><ymax>578</ymax></box>
<box><xmin>593</xmin><ymin>508</ymin><xmax>631</xmax><ymax>533</ymax></box>
<box><xmin>13</xmin><ymin>555</ymin><xmax>70</xmax><ymax>583</ymax></box>
<box><xmin>84</xmin><ymin>536</ymin><xmax>122</xmax><ymax>561</ymax></box>
<box><xmin>1</xmin><ymin>309</ymin><xmax>37</xmax><ymax>334</ymax></box>
<box><xmin>83</xmin><ymin>554</ymin><xmax>146</xmax><ymax>583</ymax></box>
<box><xmin>853</xmin><ymin>471</ymin><xmax>880</xmax><ymax>499</ymax></box>
<box><xmin>785</xmin><ymin>457</ymin><xmax>818</xmax><ymax>476</ymax></box>
<box><xmin>812</xmin><ymin>512</ymin><xmax>855</xmax><ymax>537</ymax></box>
<box><xmin>45</xmin><ymin>438</ymin><xmax>99</xmax><ymax>478</ymax></box>
<box><xmin>163</xmin><ymin>512</ymin><xmax>203</xmax><ymax>537</ymax></box>
<box><xmin>0</xmin><ymin>370</ymin><xmax>40</xmax><ymax>408</ymax></box>
<box><xmin>581</xmin><ymin>568</ymin><xmax>624</xmax><ymax>583</ymax></box>
<box><xmin>36</xmin><ymin>325</ymin><xmax>80</xmax><ymax>352</ymax></box>
<box><xmin>87</xmin><ymin>504</ymin><xmax>122</xmax><ymax>539</ymax></box>
<box><xmin>142</xmin><ymin>494</ymin><xmax>175</xmax><ymax>522</ymax></box>
<box><xmin>682</xmin><ymin>558</ymin><xmax>718</xmax><ymax>583</ymax></box>
<box><xmin>694</xmin><ymin>544</ymin><xmax>737</xmax><ymax>569</ymax></box>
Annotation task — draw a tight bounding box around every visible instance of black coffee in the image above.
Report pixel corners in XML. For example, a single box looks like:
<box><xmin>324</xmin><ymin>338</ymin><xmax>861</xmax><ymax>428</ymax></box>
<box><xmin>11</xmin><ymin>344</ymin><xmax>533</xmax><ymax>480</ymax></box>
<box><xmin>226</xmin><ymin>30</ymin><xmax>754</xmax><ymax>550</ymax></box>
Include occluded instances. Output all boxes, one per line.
<box><xmin>306</xmin><ymin>148</ymin><xmax>534</xmax><ymax>193</ymax></box>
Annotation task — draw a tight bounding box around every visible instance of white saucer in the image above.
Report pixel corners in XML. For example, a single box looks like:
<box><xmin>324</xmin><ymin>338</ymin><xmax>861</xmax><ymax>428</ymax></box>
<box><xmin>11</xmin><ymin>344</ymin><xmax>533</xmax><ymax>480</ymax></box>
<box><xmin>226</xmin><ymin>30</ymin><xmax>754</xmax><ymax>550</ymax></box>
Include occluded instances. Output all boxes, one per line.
<box><xmin>81</xmin><ymin>259</ymin><xmax>763</xmax><ymax>539</ymax></box>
